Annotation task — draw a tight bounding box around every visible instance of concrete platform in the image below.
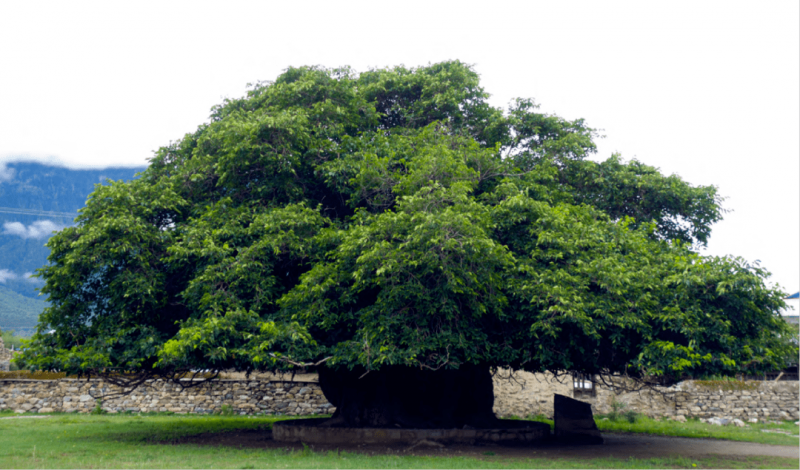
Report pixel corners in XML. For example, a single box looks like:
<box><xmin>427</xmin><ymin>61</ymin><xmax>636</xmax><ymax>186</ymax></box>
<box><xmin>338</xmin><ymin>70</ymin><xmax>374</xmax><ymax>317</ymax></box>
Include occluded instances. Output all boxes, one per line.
<box><xmin>272</xmin><ymin>418</ymin><xmax>551</xmax><ymax>445</ymax></box>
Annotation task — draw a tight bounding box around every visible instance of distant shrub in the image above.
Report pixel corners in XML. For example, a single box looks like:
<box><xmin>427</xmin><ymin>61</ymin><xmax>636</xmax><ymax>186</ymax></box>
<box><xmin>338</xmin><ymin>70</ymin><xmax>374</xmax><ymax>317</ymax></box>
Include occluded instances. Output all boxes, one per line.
<box><xmin>1</xmin><ymin>329</ymin><xmax>25</xmax><ymax>349</ymax></box>
<box><xmin>622</xmin><ymin>409</ymin><xmax>639</xmax><ymax>423</ymax></box>
<box><xmin>90</xmin><ymin>399</ymin><xmax>107</xmax><ymax>415</ymax></box>
<box><xmin>602</xmin><ymin>399</ymin><xmax>640</xmax><ymax>423</ymax></box>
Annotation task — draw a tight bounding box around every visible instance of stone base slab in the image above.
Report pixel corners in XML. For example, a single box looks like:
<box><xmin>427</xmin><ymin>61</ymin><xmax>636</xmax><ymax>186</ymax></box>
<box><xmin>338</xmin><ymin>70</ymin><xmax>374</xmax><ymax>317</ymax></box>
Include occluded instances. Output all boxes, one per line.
<box><xmin>273</xmin><ymin>418</ymin><xmax>551</xmax><ymax>445</ymax></box>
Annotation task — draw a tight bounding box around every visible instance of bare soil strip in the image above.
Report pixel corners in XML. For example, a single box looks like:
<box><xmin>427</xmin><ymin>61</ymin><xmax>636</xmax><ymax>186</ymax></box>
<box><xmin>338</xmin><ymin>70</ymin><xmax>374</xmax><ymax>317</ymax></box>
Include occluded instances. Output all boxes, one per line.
<box><xmin>175</xmin><ymin>429</ymin><xmax>799</xmax><ymax>460</ymax></box>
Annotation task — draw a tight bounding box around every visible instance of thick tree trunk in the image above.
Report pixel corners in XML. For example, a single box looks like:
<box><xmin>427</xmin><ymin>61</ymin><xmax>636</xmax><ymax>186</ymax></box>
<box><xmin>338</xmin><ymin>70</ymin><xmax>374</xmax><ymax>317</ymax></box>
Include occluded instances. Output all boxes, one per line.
<box><xmin>317</xmin><ymin>364</ymin><xmax>500</xmax><ymax>428</ymax></box>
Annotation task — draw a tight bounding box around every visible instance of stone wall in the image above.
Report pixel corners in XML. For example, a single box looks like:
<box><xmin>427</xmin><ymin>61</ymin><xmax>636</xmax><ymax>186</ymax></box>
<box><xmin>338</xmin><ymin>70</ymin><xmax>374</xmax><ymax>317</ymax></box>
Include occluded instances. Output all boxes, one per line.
<box><xmin>583</xmin><ymin>377</ymin><xmax>800</xmax><ymax>421</ymax></box>
<box><xmin>493</xmin><ymin>371</ymin><xmax>799</xmax><ymax>421</ymax></box>
<box><xmin>0</xmin><ymin>378</ymin><xmax>333</xmax><ymax>415</ymax></box>
<box><xmin>491</xmin><ymin>369</ymin><xmax>572</xmax><ymax>418</ymax></box>
<box><xmin>1</xmin><ymin>372</ymin><xmax>798</xmax><ymax>422</ymax></box>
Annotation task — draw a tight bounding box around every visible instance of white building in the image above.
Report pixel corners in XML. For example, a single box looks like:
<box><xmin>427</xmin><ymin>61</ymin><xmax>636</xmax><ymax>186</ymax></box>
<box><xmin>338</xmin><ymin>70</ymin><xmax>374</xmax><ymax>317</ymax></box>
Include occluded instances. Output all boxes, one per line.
<box><xmin>782</xmin><ymin>293</ymin><xmax>799</xmax><ymax>325</ymax></box>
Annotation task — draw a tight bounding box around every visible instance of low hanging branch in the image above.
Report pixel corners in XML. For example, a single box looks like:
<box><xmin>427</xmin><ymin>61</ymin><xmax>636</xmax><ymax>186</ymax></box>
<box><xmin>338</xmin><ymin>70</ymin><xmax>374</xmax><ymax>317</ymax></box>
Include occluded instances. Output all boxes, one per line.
<box><xmin>84</xmin><ymin>368</ymin><xmax>222</xmax><ymax>400</ymax></box>
<box><xmin>268</xmin><ymin>354</ymin><xmax>332</xmax><ymax>368</ymax></box>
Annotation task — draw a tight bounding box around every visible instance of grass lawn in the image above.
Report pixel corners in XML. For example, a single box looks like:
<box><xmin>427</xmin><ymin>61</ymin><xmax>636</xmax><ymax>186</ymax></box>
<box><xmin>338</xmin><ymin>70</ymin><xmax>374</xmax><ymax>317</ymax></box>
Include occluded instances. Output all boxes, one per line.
<box><xmin>522</xmin><ymin>413</ymin><xmax>800</xmax><ymax>446</ymax></box>
<box><xmin>0</xmin><ymin>411</ymin><xmax>796</xmax><ymax>469</ymax></box>
<box><xmin>596</xmin><ymin>415</ymin><xmax>800</xmax><ymax>445</ymax></box>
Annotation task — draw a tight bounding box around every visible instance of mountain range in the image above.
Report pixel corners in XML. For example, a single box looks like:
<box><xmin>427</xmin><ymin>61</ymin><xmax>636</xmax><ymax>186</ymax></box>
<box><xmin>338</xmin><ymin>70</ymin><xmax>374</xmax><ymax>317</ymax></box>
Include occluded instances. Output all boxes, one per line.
<box><xmin>0</xmin><ymin>161</ymin><xmax>145</xmax><ymax>335</ymax></box>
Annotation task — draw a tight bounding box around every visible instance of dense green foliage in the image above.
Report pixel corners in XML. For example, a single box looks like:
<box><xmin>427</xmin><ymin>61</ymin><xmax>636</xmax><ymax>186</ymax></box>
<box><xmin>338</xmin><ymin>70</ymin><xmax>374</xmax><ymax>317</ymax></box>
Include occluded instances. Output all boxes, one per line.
<box><xmin>21</xmin><ymin>62</ymin><xmax>794</xmax><ymax>383</ymax></box>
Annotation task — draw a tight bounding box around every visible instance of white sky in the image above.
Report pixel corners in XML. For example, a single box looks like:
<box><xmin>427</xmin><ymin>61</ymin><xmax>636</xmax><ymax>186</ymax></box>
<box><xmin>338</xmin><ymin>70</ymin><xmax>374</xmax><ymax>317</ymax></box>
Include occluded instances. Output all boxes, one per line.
<box><xmin>1</xmin><ymin>0</ymin><xmax>798</xmax><ymax>295</ymax></box>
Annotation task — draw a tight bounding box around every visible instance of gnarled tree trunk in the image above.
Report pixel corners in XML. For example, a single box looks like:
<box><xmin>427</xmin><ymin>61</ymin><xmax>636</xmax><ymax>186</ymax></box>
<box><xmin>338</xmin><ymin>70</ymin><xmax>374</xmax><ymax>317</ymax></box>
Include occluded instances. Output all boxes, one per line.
<box><xmin>317</xmin><ymin>364</ymin><xmax>500</xmax><ymax>428</ymax></box>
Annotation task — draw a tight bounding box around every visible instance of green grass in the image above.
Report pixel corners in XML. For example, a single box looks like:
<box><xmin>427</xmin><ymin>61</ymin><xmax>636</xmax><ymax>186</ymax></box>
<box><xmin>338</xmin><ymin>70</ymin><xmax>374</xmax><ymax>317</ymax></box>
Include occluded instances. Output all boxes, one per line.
<box><xmin>0</xmin><ymin>411</ymin><xmax>796</xmax><ymax>469</ymax></box>
<box><xmin>592</xmin><ymin>413</ymin><xmax>799</xmax><ymax>446</ymax></box>
<box><xmin>511</xmin><ymin>413</ymin><xmax>799</xmax><ymax>447</ymax></box>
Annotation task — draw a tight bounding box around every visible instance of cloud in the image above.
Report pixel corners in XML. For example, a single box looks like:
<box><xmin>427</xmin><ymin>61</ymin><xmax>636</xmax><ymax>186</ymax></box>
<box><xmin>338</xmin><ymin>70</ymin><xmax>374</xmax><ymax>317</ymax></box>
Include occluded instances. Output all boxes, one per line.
<box><xmin>2</xmin><ymin>220</ymin><xmax>66</xmax><ymax>239</ymax></box>
<box><xmin>22</xmin><ymin>272</ymin><xmax>43</xmax><ymax>285</ymax></box>
<box><xmin>0</xmin><ymin>163</ymin><xmax>14</xmax><ymax>182</ymax></box>
<box><xmin>0</xmin><ymin>270</ymin><xmax>41</xmax><ymax>285</ymax></box>
<box><xmin>1</xmin><ymin>154</ymin><xmax>145</xmax><ymax>171</ymax></box>
<box><xmin>0</xmin><ymin>269</ymin><xmax>17</xmax><ymax>283</ymax></box>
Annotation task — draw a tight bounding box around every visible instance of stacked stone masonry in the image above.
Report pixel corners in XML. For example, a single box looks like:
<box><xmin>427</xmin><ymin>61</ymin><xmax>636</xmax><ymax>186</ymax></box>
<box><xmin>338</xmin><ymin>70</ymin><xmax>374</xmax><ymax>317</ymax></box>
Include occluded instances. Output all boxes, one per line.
<box><xmin>0</xmin><ymin>379</ymin><xmax>334</xmax><ymax>416</ymax></box>
<box><xmin>496</xmin><ymin>370</ymin><xmax>799</xmax><ymax>421</ymax></box>
<box><xmin>492</xmin><ymin>369</ymin><xmax>573</xmax><ymax>418</ymax></box>
<box><xmin>585</xmin><ymin>377</ymin><xmax>800</xmax><ymax>421</ymax></box>
<box><xmin>0</xmin><ymin>371</ymin><xmax>797</xmax><ymax>421</ymax></box>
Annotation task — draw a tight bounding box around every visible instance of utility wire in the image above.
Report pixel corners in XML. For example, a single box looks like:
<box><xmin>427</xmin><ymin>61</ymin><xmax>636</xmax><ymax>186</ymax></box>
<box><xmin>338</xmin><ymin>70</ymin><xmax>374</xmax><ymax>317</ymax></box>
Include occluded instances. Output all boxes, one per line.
<box><xmin>0</xmin><ymin>207</ymin><xmax>77</xmax><ymax>219</ymax></box>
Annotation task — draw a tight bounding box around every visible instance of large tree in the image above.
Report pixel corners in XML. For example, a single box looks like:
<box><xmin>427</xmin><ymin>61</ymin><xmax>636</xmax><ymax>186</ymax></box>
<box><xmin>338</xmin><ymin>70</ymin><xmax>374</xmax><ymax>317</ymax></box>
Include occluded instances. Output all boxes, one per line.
<box><xmin>21</xmin><ymin>62</ymin><xmax>794</xmax><ymax>428</ymax></box>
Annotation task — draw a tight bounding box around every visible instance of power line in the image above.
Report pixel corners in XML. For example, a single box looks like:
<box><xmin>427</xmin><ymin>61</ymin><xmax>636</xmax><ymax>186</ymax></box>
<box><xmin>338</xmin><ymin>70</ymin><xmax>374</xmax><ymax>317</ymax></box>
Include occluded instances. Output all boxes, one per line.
<box><xmin>0</xmin><ymin>207</ymin><xmax>77</xmax><ymax>219</ymax></box>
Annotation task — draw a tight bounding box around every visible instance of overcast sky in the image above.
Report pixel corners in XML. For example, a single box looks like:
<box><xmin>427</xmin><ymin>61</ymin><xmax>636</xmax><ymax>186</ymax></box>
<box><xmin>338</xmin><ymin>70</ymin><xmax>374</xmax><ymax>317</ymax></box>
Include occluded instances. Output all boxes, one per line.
<box><xmin>1</xmin><ymin>0</ymin><xmax>798</xmax><ymax>301</ymax></box>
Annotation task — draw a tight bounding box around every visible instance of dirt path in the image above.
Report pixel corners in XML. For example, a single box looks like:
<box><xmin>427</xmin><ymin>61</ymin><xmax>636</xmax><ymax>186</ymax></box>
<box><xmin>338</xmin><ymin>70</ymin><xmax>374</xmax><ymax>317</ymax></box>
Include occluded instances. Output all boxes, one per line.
<box><xmin>176</xmin><ymin>429</ymin><xmax>799</xmax><ymax>461</ymax></box>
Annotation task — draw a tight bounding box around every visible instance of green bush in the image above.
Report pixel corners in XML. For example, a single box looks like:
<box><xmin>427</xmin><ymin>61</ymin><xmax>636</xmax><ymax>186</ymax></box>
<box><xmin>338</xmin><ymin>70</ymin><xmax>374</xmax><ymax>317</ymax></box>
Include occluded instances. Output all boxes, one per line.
<box><xmin>90</xmin><ymin>399</ymin><xmax>107</xmax><ymax>415</ymax></box>
<box><xmin>622</xmin><ymin>409</ymin><xmax>639</xmax><ymax>423</ymax></box>
<box><xmin>603</xmin><ymin>399</ymin><xmax>640</xmax><ymax>423</ymax></box>
<box><xmin>1</xmin><ymin>329</ymin><xmax>25</xmax><ymax>349</ymax></box>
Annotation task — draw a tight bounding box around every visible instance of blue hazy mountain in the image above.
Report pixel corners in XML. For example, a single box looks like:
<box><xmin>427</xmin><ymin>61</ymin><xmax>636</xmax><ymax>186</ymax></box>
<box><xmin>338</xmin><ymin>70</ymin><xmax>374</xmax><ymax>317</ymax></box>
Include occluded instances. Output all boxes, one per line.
<box><xmin>0</xmin><ymin>161</ymin><xmax>145</xmax><ymax>334</ymax></box>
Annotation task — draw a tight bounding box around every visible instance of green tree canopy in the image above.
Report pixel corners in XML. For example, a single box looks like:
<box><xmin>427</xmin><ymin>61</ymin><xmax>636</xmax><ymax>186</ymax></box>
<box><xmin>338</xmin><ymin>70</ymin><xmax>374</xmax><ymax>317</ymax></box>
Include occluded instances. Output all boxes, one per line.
<box><xmin>22</xmin><ymin>62</ymin><xmax>793</xmax><ymax>388</ymax></box>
